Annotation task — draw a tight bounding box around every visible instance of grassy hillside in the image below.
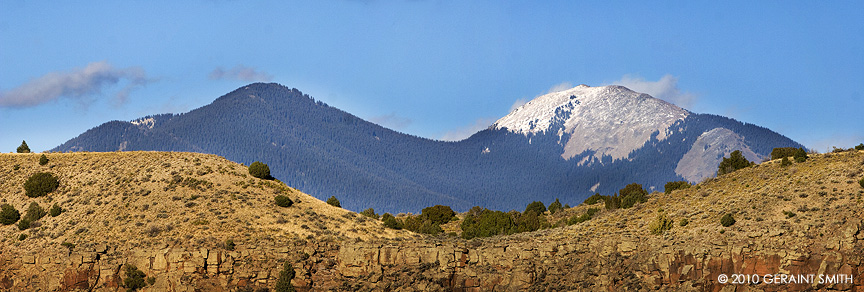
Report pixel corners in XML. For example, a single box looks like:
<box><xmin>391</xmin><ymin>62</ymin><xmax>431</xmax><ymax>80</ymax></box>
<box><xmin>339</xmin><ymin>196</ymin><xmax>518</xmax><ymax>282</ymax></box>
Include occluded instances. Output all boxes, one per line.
<box><xmin>0</xmin><ymin>152</ymin><xmax>417</xmax><ymax>252</ymax></box>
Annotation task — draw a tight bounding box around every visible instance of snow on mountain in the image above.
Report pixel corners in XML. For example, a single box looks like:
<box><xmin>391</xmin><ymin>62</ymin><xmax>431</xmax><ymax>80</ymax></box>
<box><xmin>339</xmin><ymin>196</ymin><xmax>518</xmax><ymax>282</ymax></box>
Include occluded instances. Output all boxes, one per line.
<box><xmin>130</xmin><ymin>117</ymin><xmax>156</xmax><ymax>129</ymax></box>
<box><xmin>493</xmin><ymin>85</ymin><xmax>689</xmax><ymax>161</ymax></box>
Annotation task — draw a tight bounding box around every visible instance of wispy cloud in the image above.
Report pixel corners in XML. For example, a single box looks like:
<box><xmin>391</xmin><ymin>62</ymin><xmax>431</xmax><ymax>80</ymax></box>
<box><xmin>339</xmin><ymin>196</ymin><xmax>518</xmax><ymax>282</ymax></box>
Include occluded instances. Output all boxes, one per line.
<box><xmin>610</xmin><ymin>74</ymin><xmax>697</xmax><ymax>109</ymax></box>
<box><xmin>208</xmin><ymin>65</ymin><xmax>273</xmax><ymax>82</ymax></box>
<box><xmin>439</xmin><ymin>118</ymin><xmax>496</xmax><ymax>141</ymax></box>
<box><xmin>508</xmin><ymin>82</ymin><xmax>574</xmax><ymax>113</ymax></box>
<box><xmin>0</xmin><ymin>61</ymin><xmax>151</xmax><ymax>108</ymax></box>
<box><xmin>369</xmin><ymin>112</ymin><xmax>413</xmax><ymax>130</ymax></box>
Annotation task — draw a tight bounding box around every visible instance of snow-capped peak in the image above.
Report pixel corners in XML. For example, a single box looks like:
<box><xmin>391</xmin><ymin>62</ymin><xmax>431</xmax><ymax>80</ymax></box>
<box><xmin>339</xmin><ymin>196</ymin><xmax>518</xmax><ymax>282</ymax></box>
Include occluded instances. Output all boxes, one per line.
<box><xmin>493</xmin><ymin>85</ymin><xmax>689</xmax><ymax>161</ymax></box>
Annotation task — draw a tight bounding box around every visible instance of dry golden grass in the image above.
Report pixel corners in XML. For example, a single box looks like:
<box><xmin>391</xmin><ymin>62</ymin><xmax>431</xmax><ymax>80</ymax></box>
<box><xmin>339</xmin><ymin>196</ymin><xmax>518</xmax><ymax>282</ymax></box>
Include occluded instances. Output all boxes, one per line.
<box><xmin>0</xmin><ymin>152</ymin><xmax>417</xmax><ymax>251</ymax></box>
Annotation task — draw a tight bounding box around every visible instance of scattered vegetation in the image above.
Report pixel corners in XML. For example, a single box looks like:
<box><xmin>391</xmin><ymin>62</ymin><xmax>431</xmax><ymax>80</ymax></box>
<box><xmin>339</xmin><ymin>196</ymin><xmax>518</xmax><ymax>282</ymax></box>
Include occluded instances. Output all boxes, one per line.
<box><xmin>39</xmin><ymin>154</ymin><xmax>49</xmax><ymax>166</ymax></box>
<box><xmin>402</xmin><ymin>205</ymin><xmax>457</xmax><ymax>235</ymax></box>
<box><xmin>326</xmin><ymin>196</ymin><xmax>341</xmax><ymax>208</ymax></box>
<box><xmin>783</xmin><ymin>210</ymin><xmax>796</xmax><ymax>218</ymax></box>
<box><xmin>0</xmin><ymin>204</ymin><xmax>21</xmax><ymax>225</ymax></box>
<box><xmin>547</xmin><ymin>198</ymin><xmax>563</xmax><ymax>214</ymax></box>
<box><xmin>567</xmin><ymin>208</ymin><xmax>599</xmax><ymax>225</ymax></box>
<box><xmin>49</xmin><ymin>203</ymin><xmax>63</xmax><ymax>217</ymax></box>
<box><xmin>781</xmin><ymin>157</ymin><xmax>792</xmax><ymax>167</ymax></box>
<box><xmin>123</xmin><ymin>264</ymin><xmax>149</xmax><ymax>292</ymax></box>
<box><xmin>360</xmin><ymin>208</ymin><xmax>379</xmax><ymax>219</ymax></box>
<box><xmin>679</xmin><ymin>218</ymin><xmax>689</xmax><ymax>227</ymax></box>
<box><xmin>649</xmin><ymin>211</ymin><xmax>673</xmax><ymax>235</ymax></box>
<box><xmin>18</xmin><ymin>202</ymin><xmax>47</xmax><ymax>230</ymax></box>
<box><xmin>274</xmin><ymin>195</ymin><xmax>293</xmax><ymax>207</ymax></box>
<box><xmin>720</xmin><ymin>213</ymin><xmax>736</xmax><ymax>227</ymax></box>
<box><xmin>664</xmin><ymin>181</ymin><xmax>691</xmax><ymax>194</ymax></box>
<box><xmin>248</xmin><ymin>161</ymin><xmax>271</xmax><ymax>179</ymax></box>
<box><xmin>381</xmin><ymin>213</ymin><xmax>402</xmax><ymax>229</ymax></box>
<box><xmin>770</xmin><ymin>147</ymin><xmax>797</xmax><ymax>160</ymax></box>
<box><xmin>275</xmin><ymin>262</ymin><xmax>296</xmax><ymax>292</ymax></box>
<box><xmin>582</xmin><ymin>193</ymin><xmax>604</xmax><ymax>205</ymax></box>
<box><xmin>718</xmin><ymin>150</ymin><xmax>753</xmax><ymax>175</ymax></box>
<box><xmin>793</xmin><ymin>148</ymin><xmax>808</xmax><ymax>163</ymax></box>
<box><xmin>24</xmin><ymin>172</ymin><xmax>60</xmax><ymax>198</ymax></box>
<box><xmin>855</xmin><ymin>143</ymin><xmax>864</xmax><ymax>150</ymax></box>
<box><xmin>17</xmin><ymin>140</ymin><xmax>31</xmax><ymax>153</ymax></box>
<box><xmin>524</xmin><ymin>201</ymin><xmax>547</xmax><ymax>214</ymax></box>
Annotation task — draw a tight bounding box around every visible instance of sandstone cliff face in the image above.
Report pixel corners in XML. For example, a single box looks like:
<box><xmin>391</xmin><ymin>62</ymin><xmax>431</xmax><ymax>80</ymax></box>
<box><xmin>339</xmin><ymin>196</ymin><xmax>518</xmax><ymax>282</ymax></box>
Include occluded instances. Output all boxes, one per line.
<box><xmin>2</xmin><ymin>151</ymin><xmax>864</xmax><ymax>291</ymax></box>
<box><xmin>2</xmin><ymin>217</ymin><xmax>862</xmax><ymax>291</ymax></box>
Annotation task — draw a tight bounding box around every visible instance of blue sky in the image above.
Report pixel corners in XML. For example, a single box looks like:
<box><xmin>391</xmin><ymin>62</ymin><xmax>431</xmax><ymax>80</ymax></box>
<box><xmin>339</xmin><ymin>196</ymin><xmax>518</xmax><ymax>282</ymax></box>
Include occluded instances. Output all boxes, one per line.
<box><xmin>1</xmin><ymin>1</ymin><xmax>862</xmax><ymax>153</ymax></box>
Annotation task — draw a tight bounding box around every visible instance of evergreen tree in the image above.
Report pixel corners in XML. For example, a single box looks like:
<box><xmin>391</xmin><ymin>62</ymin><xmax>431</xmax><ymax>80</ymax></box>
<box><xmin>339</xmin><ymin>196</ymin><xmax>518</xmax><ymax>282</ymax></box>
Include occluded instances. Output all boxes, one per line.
<box><xmin>524</xmin><ymin>201</ymin><xmax>547</xmax><ymax>214</ymax></box>
<box><xmin>618</xmin><ymin>183</ymin><xmax>648</xmax><ymax>208</ymax></box>
<box><xmin>0</xmin><ymin>204</ymin><xmax>21</xmax><ymax>225</ymax></box>
<box><xmin>326</xmin><ymin>196</ymin><xmax>341</xmax><ymax>208</ymax></box>
<box><xmin>275</xmin><ymin>262</ymin><xmax>296</xmax><ymax>292</ymax></box>
<box><xmin>17</xmin><ymin>140</ymin><xmax>30</xmax><ymax>153</ymax></box>
<box><xmin>248</xmin><ymin>161</ymin><xmax>271</xmax><ymax>179</ymax></box>
<box><xmin>793</xmin><ymin>148</ymin><xmax>808</xmax><ymax>163</ymax></box>
<box><xmin>717</xmin><ymin>150</ymin><xmax>752</xmax><ymax>175</ymax></box>
<box><xmin>547</xmin><ymin>198</ymin><xmax>563</xmax><ymax>214</ymax></box>
<box><xmin>39</xmin><ymin>154</ymin><xmax>49</xmax><ymax>166</ymax></box>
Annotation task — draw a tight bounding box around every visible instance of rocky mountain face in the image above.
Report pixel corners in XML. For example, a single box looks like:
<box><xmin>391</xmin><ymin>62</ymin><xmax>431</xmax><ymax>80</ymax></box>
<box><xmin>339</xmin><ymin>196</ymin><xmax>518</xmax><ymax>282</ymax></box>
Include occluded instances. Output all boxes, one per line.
<box><xmin>51</xmin><ymin>83</ymin><xmax>803</xmax><ymax>213</ymax></box>
<box><xmin>2</xmin><ymin>150</ymin><xmax>864</xmax><ymax>291</ymax></box>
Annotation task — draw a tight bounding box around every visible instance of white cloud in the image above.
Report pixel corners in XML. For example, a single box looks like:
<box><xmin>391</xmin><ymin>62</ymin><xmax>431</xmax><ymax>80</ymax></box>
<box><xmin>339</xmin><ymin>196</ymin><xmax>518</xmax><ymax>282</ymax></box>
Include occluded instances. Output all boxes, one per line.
<box><xmin>508</xmin><ymin>82</ymin><xmax>574</xmax><ymax>113</ymax></box>
<box><xmin>0</xmin><ymin>61</ymin><xmax>151</xmax><ymax>108</ymax></box>
<box><xmin>369</xmin><ymin>112</ymin><xmax>413</xmax><ymax>130</ymax></box>
<box><xmin>439</xmin><ymin>118</ymin><xmax>497</xmax><ymax>141</ymax></box>
<box><xmin>610</xmin><ymin>74</ymin><xmax>697</xmax><ymax>109</ymax></box>
<box><xmin>208</xmin><ymin>65</ymin><xmax>273</xmax><ymax>82</ymax></box>
<box><xmin>546</xmin><ymin>81</ymin><xmax>573</xmax><ymax>94</ymax></box>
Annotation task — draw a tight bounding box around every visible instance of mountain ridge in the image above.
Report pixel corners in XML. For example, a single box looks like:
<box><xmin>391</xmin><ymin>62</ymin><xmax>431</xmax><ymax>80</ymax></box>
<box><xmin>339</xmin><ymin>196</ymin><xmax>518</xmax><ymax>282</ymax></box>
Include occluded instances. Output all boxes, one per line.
<box><xmin>52</xmin><ymin>83</ymin><xmax>804</xmax><ymax>213</ymax></box>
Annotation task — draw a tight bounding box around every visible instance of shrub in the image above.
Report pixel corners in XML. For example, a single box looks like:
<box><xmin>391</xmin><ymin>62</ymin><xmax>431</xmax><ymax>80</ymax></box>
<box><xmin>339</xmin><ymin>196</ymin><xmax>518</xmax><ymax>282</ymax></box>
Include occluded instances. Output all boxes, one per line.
<box><xmin>720</xmin><ymin>213</ymin><xmax>736</xmax><ymax>227</ymax></box>
<box><xmin>0</xmin><ymin>204</ymin><xmax>21</xmax><ymax>225</ymax></box>
<box><xmin>275</xmin><ymin>262</ymin><xmax>296</xmax><ymax>292</ymax></box>
<box><xmin>49</xmin><ymin>203</ymin><xmax>63</xmax><ymax>217</ymax></box>
<box><xmin>460</xmin><ymin>207</ymin><xmax>514</xmax><ymax>239</ymax></box>
<box><xmin>649</xmin><ymin>212</ymin><xmax>673</xmax><ymax>235</ymax></box>
<box><xmin>18</xmin><ymin>234</ymin><xmax>27</xmax><ymax>241</ymax></box>
<box><xmin>856</xmin><ymin>143</ymin><xmax>864</xmax><ymax>151</ymax></box>
<box><xmin>618</xmin><ymin>183</ymin><xmax>648</xmax><ymax>208</ymax></box>
<box><xmin>274</xmin><ymin>195</ymin><xmax>293</xmax><ymax>207</ymax></box>
<box><xmin>403</xmin><ymin>215</ymin><xmax>444</xmax><ymax>235</ymax></box>
<box><xmin>793</xmin><ymin>148</ymin><xmax>808</xmax><ymax>163</ymax></box>
<box><xmin>780</xmin><ymin>157</ymin><xmax>791</xmax><ymax>167</ymax></box>
<box><xmin>421</xmin><ymin>205</ymin><xmax>456</xmax><ymax>225</ymax></box>
<box><xmin>524</xmin><ymin>201</ymin><xmax>547</xmax><ymax>214</ymax></box>
<box><xmin>783</xmin><ymin>210</ymin><xmax>796</xmax><ymax>218</ymax></box>
<box><xmin>770</xmin><ymin>147</ymin><xmax>797</xmax><ymax>160</ymax></box>
<box><xmin>604</xmin><ymin>195</ymin><xmax>621</xmax><ymax>210</ymax></box>
<box><xmin>25</xmin><ymin>202</ymin><xmax>47</xmax><ymax>221</ymax></box>
<box><xmin>12</xmin><ymin>164</ymin><xmax>20</xmax><ymax>171</ymax></box>
<box><xmin>360</xmin><ymin>208</ymin><xmax>379</xmax><ymax>219</ymax></box>
<box><xmin>382</xmin><ymin>213</ymin><xmax>402</xmax><ymax>229</ymax></box>
<box><xmin>39</xmin><ymin>154</ymin><xmax>49</xmax><ymax>166</ymax></box>
<box><xmin>225</xmin><ymin>239</ymin><xmax>236</xmax><ymax>251</ymax></box>
<box><xmin>17</xmin><ymin>218</ymin><xmax>30</xmax><ymax>230</ymax></box>
<box><xmin>583</xmin><ymin>193</ymin><xmax>604</xmax><ymax>205</ymax></box>
<box><xmin>718</xmin><ymin>150</ymin><xmax>753</xmax><ymax>175</ymax></box>
<box><xmin>17</xmin><ymin>140</ymin><xmax>31</xmax><ymax>153</ymax></box>
<box><xmin>24</xmin><ymin>172</ymin><xmax>60</xmax><ymax>198</ymax></box>
<box><xmin>248</xmin><ymin>161</ymin><xmax>271</xmax><ymax>179</ymax></box>
<box><xmin>664</xmin><ymin>181</ymin><xmax>691</xmax><ymax>194</ymax></box>
<box><xmin>123</xmin><ymin>264</ymin><xmax>148</xmax><ymax>291</ymax></box>
<box><xmin>547</xmin><ymin>198</ymin><xmax>563</xmax><ymax>214</ymax></box>
<box><xmin>679</xmin><ymin>218</ymin><xmax>689</xmax><ymax>227</ymax></box>
<box><xmin>513</xmin><ymin>210</ymin><xmax>549</xmax><ymax>233</ymax></box>
<box><xmin>326</xmin><ymin>196</ymin><xmax>341</xmax><ymax>208</ymax></box>
<box><xmin>859</xmin><ymin>177</ymin><xmax>864</xmax><ymax>188</ymax></box>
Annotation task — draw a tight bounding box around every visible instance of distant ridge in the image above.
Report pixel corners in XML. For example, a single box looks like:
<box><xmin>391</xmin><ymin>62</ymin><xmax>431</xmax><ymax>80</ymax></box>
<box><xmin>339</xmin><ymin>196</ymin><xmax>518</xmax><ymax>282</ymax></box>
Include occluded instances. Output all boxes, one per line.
<box><xmin>53</xmin><ymin>83</ymin><xmax>804</xmax><ymax>213</ymax></box>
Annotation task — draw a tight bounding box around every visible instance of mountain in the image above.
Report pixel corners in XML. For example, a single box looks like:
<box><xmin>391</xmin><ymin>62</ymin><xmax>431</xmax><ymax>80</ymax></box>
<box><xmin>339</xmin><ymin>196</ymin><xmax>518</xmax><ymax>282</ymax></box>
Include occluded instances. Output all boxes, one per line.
<box><xmin>52</xmin><ymin>83</ymin><xmax>804</xmax><ymax>213</ymax></box>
